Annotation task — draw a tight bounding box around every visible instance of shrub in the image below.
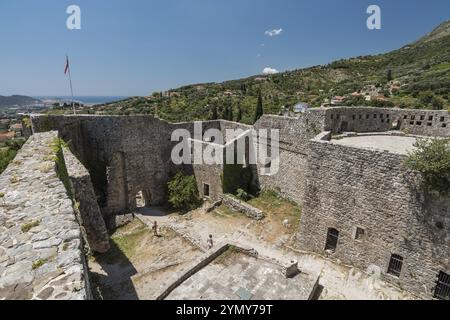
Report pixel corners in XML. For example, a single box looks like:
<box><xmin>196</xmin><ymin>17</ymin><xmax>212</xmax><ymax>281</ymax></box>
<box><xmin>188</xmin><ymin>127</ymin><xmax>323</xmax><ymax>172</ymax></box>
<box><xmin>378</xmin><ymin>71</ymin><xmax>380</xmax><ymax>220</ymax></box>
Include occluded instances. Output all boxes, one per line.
<box><xmin>405</xmin><ymin>138</ymin><xmax>450</xmax><ymax>194</ymax></box>
<box><xmin>236</xmin><ymin>188</ymin><xmax>249</xmax><ymax>201</ymax></box>
<box><xmin>167</xmin><ymin>171</ymin><xmax>201</xmax><ymax>211</ymax></box>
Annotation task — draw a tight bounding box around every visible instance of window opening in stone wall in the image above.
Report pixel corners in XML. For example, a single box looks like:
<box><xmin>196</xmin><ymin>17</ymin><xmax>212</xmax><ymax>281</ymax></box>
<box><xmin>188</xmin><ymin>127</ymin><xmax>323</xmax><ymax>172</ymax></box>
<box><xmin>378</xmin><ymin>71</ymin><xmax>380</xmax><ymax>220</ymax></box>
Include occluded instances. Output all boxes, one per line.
<box><xmin>411</xmin><ymin>115</ymin><xmax>416</xmax><ymax>120</ymax></box>
<box><xmin>387</xmin><ymin>254</ymin><xmax>403</xmax><ymax>277</ymax></box>
<box><xmin>434</xmin><ymin>271</ymin><xmax>450</xmax><ymax>300</ymax></box>
<box><xmin>429</xmin><ymin>116</ymin><xmax>433</xmax><ymax>121</ymax></box>
<box><xmin>136</xmin><ymin>191</ymin><xmax>146</xmax><ymax>208</ymax></box>
<box><xmin>324</xmin><ymin>228</ymin><xmax>339</xmax><ymax>252</ymax></box>
<box><xmin>440</xmin><ymin>117</ymin><xmax>445</xmax><ymax>122</ymax></box>
<box><xmin>203</xmin><ymin>183</ymin><xmax>210</xmax><ymax>197</ymax></box>
<box><xmin>366</xmin><ymin>114</ymin><xmax>370</xmax><ymax>119</ymax></box>
<box><xmin>420</xmin><ymin>115</ymin><xmax>425</xmax><ymax>121</ymax></box>
<box><xmin>355</xmin><ymin>227</ymin><xmax>366</xmax><ymax>241</ymax></box>
<box><xmin>442</xmin><ymin>123</ymin><xmax>447</xmax><ymax>128</ymax></box>
<box><xmin>416</xmin><ymin>121</ymin><xmax>422</xmax><ymax>126</ymax></box>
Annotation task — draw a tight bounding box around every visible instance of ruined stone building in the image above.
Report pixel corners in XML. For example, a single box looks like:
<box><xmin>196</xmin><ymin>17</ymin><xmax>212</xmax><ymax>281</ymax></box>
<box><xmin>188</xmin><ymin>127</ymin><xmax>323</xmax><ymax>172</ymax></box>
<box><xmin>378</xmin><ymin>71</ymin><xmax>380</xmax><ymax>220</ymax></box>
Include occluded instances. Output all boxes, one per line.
<box><xmin>1</xmin><ymin>107</ymin><xmax>449</xmax><ymax>299</ymax></box>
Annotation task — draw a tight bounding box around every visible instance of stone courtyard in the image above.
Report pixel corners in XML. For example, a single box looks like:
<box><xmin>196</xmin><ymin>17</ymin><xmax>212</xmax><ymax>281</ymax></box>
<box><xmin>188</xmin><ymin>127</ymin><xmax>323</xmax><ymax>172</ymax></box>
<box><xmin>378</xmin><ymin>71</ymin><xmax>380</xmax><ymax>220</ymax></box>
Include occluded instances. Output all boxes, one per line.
<box><xmin>87</xmin><ymin>197</ymin><xmax>418</xmax><ymax>300</ymax></box>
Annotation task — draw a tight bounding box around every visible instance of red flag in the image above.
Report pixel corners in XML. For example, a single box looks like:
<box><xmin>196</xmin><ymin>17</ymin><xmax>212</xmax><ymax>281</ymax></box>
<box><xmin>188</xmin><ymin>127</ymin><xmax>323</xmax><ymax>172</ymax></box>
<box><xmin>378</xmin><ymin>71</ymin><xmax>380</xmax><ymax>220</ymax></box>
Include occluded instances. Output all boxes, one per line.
<box><xmin>64</xmin><ymin>56</ymin><xmax>70</xmax><ymax>74</ymax></box>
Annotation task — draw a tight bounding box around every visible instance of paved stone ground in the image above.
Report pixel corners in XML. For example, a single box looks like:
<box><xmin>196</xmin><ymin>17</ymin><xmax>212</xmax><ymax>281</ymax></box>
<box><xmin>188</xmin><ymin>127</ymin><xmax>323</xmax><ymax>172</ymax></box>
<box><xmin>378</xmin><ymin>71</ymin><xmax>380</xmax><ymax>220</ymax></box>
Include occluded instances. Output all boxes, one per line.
<box><xmin>331</xmin><ymin>135</ymin><xmax>418</xmax><ymax>155</ymax></box>
<box><xmin>135</xmin><ymin>204</ymin><xmax>418</xmax><ymax>300</ymax></box>
<box><xmin>166</xmin><ymin>250</ymin><xmax>317</xmax><ymax>300</ymax></box>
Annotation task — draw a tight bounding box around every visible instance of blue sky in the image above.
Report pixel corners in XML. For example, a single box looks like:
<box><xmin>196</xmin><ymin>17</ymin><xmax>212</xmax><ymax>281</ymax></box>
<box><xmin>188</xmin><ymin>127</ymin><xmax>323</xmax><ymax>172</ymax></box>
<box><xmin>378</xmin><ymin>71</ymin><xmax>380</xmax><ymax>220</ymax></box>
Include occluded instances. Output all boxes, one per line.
<box><xmin>0</xmin><ymin>0</ymin><xmax>449</xmax><ymax>96</ymax></box>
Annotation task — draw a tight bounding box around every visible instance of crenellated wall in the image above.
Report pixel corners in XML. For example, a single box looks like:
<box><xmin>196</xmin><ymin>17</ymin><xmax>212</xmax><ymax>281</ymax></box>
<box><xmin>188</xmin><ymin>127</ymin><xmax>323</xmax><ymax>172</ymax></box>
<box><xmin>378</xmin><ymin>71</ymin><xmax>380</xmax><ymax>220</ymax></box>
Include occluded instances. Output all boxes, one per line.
<box><xmin>323</xmin><ymin>107</ymin><xmax>450</xmax><ymax>136</ymax></box>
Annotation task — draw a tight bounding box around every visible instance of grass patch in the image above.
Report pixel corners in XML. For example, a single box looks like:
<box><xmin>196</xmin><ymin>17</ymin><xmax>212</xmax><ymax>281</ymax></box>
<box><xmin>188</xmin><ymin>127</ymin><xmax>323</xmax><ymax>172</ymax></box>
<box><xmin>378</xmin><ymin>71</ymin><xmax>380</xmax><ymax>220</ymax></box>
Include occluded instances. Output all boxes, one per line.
<box><xmin>213</xmin><ymin>205</ymin><xmax>242</xmax><ymax>219</ymax></box>
<box><xmin>94</xmin><ymin>219</ymin><xmax>149</xmax><ymax>265</ymax></box>
<box><xmin>431</xmin><ymin>63</ymin><xmax>450</xmax><ymax>71</ymax></box>
<box><xmin>21</xmin><ymin>220</ymin><xmax>41</xmax><ymax>233</ymax></box>
<box><xmin>32</xmin><ymin>259</ymin><xmax>48</xmax><ymax>270</ymax></box>
<box><xmin>248</xmin><ymin>190</ymin><xmax>301</xmax><ymax>220</ymax></box>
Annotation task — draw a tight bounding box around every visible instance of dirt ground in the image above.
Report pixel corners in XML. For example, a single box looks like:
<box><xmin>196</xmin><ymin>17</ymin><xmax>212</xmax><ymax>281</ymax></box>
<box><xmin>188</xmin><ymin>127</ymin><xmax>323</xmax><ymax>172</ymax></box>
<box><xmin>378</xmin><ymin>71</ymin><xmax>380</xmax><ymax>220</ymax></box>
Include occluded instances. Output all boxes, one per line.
<box><xmin>88</xmin><ymin>219</ymin><xmax>203</xmax><ymax>300</ymax></box>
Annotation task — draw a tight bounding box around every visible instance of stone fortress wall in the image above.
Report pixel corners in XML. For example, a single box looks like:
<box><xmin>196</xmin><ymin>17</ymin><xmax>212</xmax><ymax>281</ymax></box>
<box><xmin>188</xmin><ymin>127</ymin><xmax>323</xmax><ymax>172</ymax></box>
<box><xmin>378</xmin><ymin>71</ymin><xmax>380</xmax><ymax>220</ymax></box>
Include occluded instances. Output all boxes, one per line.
<box><xmin>11</xmin><ymin>106</ymin><xmax>450</xmax><ymax>299</ymax></box>
<box><xmin>0</xmin><ymin>132</ymin><xmax>92</xmax><ymax>300</ymax></box>
<box><xmin>298</xmin><ymin>131</ymin><xmax>450</xmax><ymax>298</ymax></box>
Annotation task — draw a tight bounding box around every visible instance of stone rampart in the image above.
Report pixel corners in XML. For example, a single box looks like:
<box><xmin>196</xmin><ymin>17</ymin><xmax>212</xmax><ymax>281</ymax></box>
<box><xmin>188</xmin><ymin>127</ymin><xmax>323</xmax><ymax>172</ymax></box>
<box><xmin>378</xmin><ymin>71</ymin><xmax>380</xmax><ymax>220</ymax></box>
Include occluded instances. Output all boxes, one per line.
<box><xmin>0</xmin><ymin>132</ymin><xmax>91</xmax><ymax>300</ymax></box>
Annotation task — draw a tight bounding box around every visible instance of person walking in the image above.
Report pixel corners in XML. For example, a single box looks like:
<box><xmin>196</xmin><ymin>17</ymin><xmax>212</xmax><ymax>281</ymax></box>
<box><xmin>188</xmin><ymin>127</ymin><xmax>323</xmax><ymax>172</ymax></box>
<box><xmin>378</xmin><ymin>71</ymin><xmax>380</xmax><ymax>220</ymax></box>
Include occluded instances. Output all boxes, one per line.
<box><xmin>152</xmin><ymin>221</ymin><xmax>158</xmax><ymax>236</ymax></box>
<box><xmin>207</xmin><ymin>234</ymin><xmax>214</xmax><ymax>250</ymax></box>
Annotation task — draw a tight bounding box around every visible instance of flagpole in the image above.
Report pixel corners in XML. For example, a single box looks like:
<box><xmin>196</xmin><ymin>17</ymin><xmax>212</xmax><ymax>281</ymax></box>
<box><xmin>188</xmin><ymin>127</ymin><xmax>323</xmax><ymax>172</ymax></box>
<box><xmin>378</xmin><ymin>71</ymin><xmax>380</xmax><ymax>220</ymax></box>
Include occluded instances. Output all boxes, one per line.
<box><xmin>66</xmin><ymin>55</ymin><xmax>76</xmax><ymax>115</ymax></box>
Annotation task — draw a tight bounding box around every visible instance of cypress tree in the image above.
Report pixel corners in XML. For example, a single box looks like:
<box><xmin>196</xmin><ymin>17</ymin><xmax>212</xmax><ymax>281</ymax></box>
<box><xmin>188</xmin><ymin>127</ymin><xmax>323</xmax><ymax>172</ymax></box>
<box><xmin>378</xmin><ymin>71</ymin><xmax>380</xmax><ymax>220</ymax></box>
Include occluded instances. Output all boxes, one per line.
<box><xmin>236</xmin><ymin>104</ymin><xmax>242</xmax><ymax>123</ymax></box>
<box><xmin>211</xmin><ymin>104</ymin><xmax>218</xmax><ymax>120</ymax></box>
<box><xmin>229</xmin><ymin>104</ymin><xmax>233</xmax><ymax>121</ymax></box>
<box><xmin>254</xmin><ymin>90</ymin><xmax>264</xmax><ymax>123</ymax></box>
<box><xmin>387</xmin><ymin>69</ymin><xmax>393</xmax><ymax>82</ymax></box>
<box><xmin>221</xmin><ymin>104</ymin><xmax>228</xmax><ymax>120</ymax></box>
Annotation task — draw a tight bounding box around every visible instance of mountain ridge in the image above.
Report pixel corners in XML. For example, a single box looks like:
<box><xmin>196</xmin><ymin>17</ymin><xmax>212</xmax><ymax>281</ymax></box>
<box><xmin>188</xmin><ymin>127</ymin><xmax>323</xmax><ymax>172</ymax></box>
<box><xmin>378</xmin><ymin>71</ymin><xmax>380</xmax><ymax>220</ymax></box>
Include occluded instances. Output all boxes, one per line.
<box><xmin>0</xmin><ymin>95</ymin><xmax>42</xmax><ymax>108</ymax></box>
<box><xmin>57</xmin><ymin>20</ymin><xmax>450</xmax><ymax>124</ymax></box>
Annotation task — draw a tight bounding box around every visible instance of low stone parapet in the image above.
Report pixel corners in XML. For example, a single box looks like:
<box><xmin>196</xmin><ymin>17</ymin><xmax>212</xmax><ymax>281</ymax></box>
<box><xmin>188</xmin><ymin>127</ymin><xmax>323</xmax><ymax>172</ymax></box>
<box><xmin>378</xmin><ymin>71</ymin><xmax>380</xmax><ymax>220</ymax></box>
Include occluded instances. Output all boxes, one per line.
<box><xmin>62</xmin><ymin>147</ymin><xmax>110</xmax><ymax>253</ymax></box>
<box><xmin>221</xmin><ymin>194</ymin><xmax>264</xmax><ymax>220</ymax></box>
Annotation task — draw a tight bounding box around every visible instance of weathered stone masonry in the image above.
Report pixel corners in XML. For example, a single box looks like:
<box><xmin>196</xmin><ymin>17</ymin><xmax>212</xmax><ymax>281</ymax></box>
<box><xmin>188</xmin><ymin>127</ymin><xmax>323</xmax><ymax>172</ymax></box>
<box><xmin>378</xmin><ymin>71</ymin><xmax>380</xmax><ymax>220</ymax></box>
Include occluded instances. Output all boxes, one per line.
<box><xmin>298</xmin><ymin>133</ymin><xmax>449</xmax><ymax>299</ymax></box>
<box><xmin>26</xmin><ymin>107</ymin><xmax>450</xmax><ymax>299</ymax></box>
<box><xmin>0</xmin><ymin>132</ymin><xmax>92</xmax><ymax>300</ymax></box>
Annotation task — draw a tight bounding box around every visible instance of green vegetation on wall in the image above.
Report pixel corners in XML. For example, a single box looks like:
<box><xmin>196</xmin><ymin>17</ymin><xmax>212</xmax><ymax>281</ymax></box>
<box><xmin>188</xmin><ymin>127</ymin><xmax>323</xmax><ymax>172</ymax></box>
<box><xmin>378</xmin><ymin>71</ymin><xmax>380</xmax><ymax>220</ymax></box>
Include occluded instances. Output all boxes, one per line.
<box><xmin>405</xmin><ymin>138</ymin><xmax>450</xmax><ymax>194</ymax></box>
<box><xmin>167</xmin><ymin>171</ymin><xmax>201</xmax><ymax>211</ymax></box>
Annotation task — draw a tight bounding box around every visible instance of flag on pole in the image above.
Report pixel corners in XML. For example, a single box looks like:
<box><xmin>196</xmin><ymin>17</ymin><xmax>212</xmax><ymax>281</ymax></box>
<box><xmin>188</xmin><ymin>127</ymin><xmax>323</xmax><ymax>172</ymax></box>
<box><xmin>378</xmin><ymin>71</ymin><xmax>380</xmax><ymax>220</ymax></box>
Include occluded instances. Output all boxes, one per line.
<box><xmin>64</xmin><ymin>55</ymin><xmax>76</xmax><ymax>115</ymax></box>
<box><xmin>64</xmin><ymin>56</ymin><xmax>70</xmax><ymax>74</ymax></box>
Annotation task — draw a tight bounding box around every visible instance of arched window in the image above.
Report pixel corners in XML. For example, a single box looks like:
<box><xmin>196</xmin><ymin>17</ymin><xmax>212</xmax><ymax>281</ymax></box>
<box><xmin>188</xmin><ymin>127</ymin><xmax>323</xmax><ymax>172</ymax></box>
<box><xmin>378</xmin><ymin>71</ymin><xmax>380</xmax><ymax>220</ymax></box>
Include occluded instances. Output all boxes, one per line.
<box><xmin>324</xmin><ymin>228</ymin><xmax>339</xmax><ymax>252</ymax></box>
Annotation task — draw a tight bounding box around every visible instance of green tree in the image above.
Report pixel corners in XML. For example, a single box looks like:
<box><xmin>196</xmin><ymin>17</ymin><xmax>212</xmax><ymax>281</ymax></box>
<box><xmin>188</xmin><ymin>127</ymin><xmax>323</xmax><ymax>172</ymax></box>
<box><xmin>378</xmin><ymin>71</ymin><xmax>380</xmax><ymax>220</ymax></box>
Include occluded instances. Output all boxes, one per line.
<box><xmin>167</xmin><ymin>171</ymin><xmax>201</xmax><ymax>211</ymax></box>
<box><xmin>210</xmin><ymin>104</ymin><xmax>218</xmax><ymax>120</ymax></box>
<box><xmin>431</xmin><ymin>96</ymin><xmax>444</xmax><ymax>110</ymax></box>
<box><xmin>387</xmin><ymin>69</ymin><xmax>393</xmax><ymax>82</ymax></box>
<box><xmin>405</xmin><ymin>138</ymin><xmax>450</xmax><ymax>194</ymax></box>
<box><xmin>228</xmin><ymin>104</ymin><xmax>233</xmax><ymax>121</ymax></box>
<box><xmin>254</xmin><ymin>90</ymin><xmax>264</xmax><ymax>124</ymax></box>
<box><xmin>419</xmin><ymin>91</ymin><xmax>435</xmax><ymax>106</ymax></box>
<box><xmin>236</xmin><ymin>104</ymin><xmax>243</xmax><ymax>123</ymax></box>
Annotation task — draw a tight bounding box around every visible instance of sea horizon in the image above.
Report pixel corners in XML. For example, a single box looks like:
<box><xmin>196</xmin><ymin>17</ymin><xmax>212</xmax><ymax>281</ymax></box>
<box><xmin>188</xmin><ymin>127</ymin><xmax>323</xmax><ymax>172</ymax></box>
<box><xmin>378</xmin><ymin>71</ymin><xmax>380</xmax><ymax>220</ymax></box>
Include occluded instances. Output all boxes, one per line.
<box><xmin>34</xmin><ymin>96</ymin><xmax>130</xmax><ymax>106</ymax></box>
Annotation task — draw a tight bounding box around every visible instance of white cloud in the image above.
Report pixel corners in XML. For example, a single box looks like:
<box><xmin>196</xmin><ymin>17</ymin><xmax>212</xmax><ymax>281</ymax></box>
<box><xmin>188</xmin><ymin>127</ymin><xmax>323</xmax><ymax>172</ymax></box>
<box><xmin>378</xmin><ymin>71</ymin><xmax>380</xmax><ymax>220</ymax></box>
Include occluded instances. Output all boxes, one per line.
<box><xmin>262</xmin><ymin>67</ymin><xmax>279</xmax><ymax>75</ymax></box>
<box><xmin>265</xmin><ymin>28</ymin><xmax>283</xmax><ymax>37</ymax></box>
